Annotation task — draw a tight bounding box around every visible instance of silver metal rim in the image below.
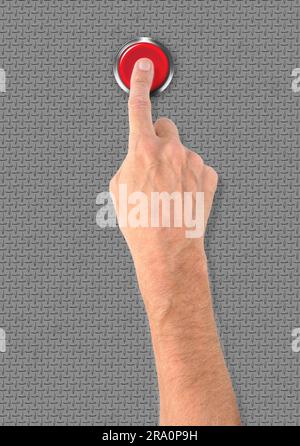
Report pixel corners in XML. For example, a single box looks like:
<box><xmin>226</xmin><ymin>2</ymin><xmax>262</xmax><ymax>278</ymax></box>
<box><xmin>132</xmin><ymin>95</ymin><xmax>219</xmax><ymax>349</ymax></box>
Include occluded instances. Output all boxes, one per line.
<box><xmin>113</xmin><ymin>37</ymin><xmax>174</xmax><ymax>96</ymax></box>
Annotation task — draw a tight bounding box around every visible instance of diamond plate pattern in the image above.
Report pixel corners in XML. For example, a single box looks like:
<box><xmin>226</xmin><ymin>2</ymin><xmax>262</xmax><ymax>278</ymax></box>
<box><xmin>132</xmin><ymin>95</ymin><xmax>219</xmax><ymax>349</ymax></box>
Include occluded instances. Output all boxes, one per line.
<box><xmin>0</xmin><ymin>0</ymin><xmax>300</xmax><ymax>426</ymax></box>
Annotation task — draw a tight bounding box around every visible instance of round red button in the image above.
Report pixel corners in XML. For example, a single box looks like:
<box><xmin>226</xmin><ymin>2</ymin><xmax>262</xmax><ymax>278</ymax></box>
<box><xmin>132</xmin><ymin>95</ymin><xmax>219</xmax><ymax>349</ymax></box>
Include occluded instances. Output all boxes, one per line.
<box><xmin>114</xmin><ymin>38</ymin><xmax>173</xmax><ymax>94</ymax></box>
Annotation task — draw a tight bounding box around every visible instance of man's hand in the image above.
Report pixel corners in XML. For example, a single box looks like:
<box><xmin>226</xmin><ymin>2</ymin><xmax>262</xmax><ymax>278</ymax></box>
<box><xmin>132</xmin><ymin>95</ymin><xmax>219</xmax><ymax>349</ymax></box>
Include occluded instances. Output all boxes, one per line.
<box><xmin>110</xmin><ymin>58</ymin><xmax>218</xmax><ymax>321</ymax></box>
<box><xmin>109</xmin><ymin>58</ymin><xmax>240</xmax><ymax>426</ymax></box>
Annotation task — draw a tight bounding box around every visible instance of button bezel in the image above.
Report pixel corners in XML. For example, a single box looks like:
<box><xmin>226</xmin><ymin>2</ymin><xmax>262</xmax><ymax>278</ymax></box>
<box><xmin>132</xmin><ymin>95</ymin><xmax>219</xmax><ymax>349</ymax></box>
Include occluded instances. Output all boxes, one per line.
<box><xmin>113</xmin><ymin>37</ymin><xmax>174</xmax><ymax>96</ymax></box>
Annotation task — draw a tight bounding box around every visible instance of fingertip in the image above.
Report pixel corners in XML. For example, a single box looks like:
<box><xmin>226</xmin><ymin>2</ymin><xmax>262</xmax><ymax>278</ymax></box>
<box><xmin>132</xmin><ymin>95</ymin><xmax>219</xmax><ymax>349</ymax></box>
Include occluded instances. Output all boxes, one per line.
<box><xmin>135</xmin><ymin>58</ymin><xmax>153</xmax><ymax>72</ymax></box>
<box><xmin>130</xmin><ymin>58</ymin><xmax>154</xmax><ymax>90</ymax></box>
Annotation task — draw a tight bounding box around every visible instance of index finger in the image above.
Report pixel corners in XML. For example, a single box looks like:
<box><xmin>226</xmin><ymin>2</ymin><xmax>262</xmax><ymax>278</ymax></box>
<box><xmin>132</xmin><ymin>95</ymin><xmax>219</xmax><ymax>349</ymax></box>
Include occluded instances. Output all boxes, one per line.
<box><xmin>128</xmin><ymin>58</ymin><xmax>155</xmax><ymax>139</ymax></box>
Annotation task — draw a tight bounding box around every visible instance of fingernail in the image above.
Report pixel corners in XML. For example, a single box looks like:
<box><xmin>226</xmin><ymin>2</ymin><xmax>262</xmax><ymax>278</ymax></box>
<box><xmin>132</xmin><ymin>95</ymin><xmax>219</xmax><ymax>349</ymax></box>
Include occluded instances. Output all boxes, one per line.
<box><xmin>138</xmin><ymin>59</ymin><xmax>151</xmax><ymax>71</ymax></box>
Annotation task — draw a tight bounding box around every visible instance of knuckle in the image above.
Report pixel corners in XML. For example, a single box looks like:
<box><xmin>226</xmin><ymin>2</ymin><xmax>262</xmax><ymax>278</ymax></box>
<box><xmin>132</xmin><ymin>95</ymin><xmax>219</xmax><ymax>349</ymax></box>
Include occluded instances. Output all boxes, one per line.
<box><xmin>142</xmin><ymin>139</ymin><xmax>160</xmax><ymax>155</ymax></box>
<box><xmin>155</xmin><ymin>117</ymin><xmax>179</xmax><ymax>137</ymax></box>
<box><xmin>205</xmin><ymin>166</ymin><xmax>219</xmax><ymax>188</ymax></box>
<box><xmin>165</xmin><ymin>141</ymin><xmax>187</xmax><ymax>165</ymax></box>
<box><xmin>133</xmin><ymin>77</ymin><xmax>149</xmax><ymax>86</ymax></box>
<box><xmin>109</xmin><ymin>175</ymin><xmax>118</xmax><ymax>192</ymax></box>
<box><xmin>136</xmin><ymin>142</ymin><xmax>161</xmax><ymax>163</ymax></box>
<box><xmin>156</xmin><ymin>117</ymin><xmax>173</xmax><ymax>126</ymax></box>
<box><xmin>128</xmin><ymin>95</ymin><xmax>150</xmax><ymax>110</ymax></box>
<box><xmin>188</xmin><ymin>150</ymin><xmax>204</xmax><ymax>168</ymax></box>
<box><xmin>109</xmin><ymin>178</ymin><xmax>115</xmax><ymax>192</ymax></box>
<box><xmin>165</xmin><ymin>140</ymin><xmax>184</xmax><ymax>155</ymax></box>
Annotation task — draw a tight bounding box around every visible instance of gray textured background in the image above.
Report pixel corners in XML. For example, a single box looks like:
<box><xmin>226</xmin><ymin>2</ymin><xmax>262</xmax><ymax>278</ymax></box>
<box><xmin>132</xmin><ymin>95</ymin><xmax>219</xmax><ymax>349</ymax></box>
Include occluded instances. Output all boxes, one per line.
<box><xmin>0</xmin><ymin>0</ymin><xmax>300</xmax><ymax>426</ymax></box>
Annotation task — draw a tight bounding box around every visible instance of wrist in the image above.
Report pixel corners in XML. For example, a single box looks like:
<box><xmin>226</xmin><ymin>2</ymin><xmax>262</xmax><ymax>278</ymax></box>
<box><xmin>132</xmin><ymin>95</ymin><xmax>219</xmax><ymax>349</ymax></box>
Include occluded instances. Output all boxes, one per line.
<box><xmin>136</xmin><ymin>247</ymin><xmax>222</xmax><ymax>387</ymax></box>
<box><xmin>135</xmin><ymin>246</ymin><xmax>210</xmax><ymax>323</ymax></box>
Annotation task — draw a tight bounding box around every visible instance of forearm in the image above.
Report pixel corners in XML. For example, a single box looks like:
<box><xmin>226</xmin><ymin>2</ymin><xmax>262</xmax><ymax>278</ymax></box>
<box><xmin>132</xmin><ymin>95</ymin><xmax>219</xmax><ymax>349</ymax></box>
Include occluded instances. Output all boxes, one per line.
<box><xmin>136</xmin><ymin>253</ymin><xmax>240</xmax><ymax>426</ymax></box>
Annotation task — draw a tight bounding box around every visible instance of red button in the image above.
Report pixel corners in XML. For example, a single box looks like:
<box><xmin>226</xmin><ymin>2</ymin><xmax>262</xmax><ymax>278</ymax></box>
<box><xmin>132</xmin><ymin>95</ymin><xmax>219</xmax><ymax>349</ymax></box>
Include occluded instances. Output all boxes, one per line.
<box><xmin>114</xmin><ymin>38</ymin><xmax>173</xmax><ymax>94</ymax></box>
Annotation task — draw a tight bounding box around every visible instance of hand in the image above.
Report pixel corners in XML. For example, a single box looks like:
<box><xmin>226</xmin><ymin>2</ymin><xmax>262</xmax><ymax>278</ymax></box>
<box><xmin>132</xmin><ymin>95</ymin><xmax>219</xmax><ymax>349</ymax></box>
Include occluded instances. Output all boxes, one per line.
<box><xmin>110</xmin><ymin>58</ymin><xmax>218</xmax><ymax>319</ymax></box>
<box><xmin>110</xmin><ymin>59</ymin><xmax>240</xmax><ymax>425</ymax></box>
